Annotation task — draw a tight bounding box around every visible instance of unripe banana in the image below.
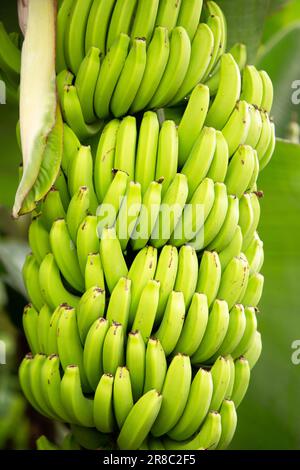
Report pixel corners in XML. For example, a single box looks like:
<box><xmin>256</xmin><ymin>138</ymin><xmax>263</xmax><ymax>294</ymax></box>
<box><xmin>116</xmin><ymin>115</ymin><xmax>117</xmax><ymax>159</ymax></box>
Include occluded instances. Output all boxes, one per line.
<box><xmin>113</xmin><ymin>366</ymin><xmax>134</xmax><ymax>429</ymax></box>
<box><xmin>155</xmin><ymin>120</ymin><xmax>178</xmax><ymax>197</ymax></box>
<box><xmin>135</xmin><ymin>112</ymin><xmax>159</xmax><ymax>196</ymax></box>
<box><xmin>85</xmin><ymin>253</ymin><xmax>105</xmax><ymax>291</ymax></box>
<box><xmin>23</xmin><ymin>253</ymin><xmax>44</xmax><ymax>311</ymax></box>
<box><xmin>217</xmin><ymin>255</ymin><xmax>250</xmax><ymax>310</ymax></box>
<box><xmin>77</xmin><ymin>286</ymin><xmax>106</xmax><ymax>343</ymax></box>
<box><xmin>216</xmin><ymin>400</ymin><xmax>237</xmax><ymax>450</ymax></box>
<box><xmin>22</xmin><ymin>304</ymin><xmax>39</xmax><ymax>355</ymax></box>
<box><xmin>37</xmin><ymin>304</ymin><xmax>52</xmax><ymax>354</ymax></box>
<box><xmin>244</xmin><ymin>331</ymin><xmax>262</xmax><ymax>370</ymax></box>
<box><xmin>174</xmin><ymin>245</ymin><xmax>198</xmax><ymax>308</ymax></box>
<box><xmin>66</xmin><ymin>186</ymin><xmax>90</xmax><ymax>243</ymax></box>
<box><xmin>151</xmin><ymin>353</ymin><xmax>192</xmax><ymax>437</ymax></box>
<box><xmin>210</xmin><ymin>356</ymin><xmax>232</xmax><ymax>411</ymax></box>
<box><xmin>144</xmin><ymin>338</ymin><xmax>167</xmax><ymax>394</ymax></box>
<box><xmin>83</xmin><ymin>317</ymin><xmax>109</xmax><ymax>391</ymax></box>
<box><xmin>99</xmin><ymin>226</ymin><xmax>128</xmax><ymax>293</ymax></box>
<box><xmin>126</xmin><ymin>330</ymin><xmax>146</xmax><ymax>402</ymax></box>
<box><xmin>76</xmin><ymin>215</ymin><xmax>99</xmax><ymax>275</ymax></box>
<box><xmin>28</xmin><ymin>216</ymin><xmax>51</xmax><ymax>265</ymax></box>
<box><xmin>232</xmin><ymin>307</ymin><xmax>258</xmax><ymax>358</ymax></box>
<box><xmin>230</xmin><ymin>357</ymin><xmax>251</xmax><ymax>408</ymax></box>
<box><xmin>115</xmin><ymin>181</ymin><xmax>142</xmax><ymax>251</ymax></box>
<box><xmin>102</xmin><ymin>322</ymin><xmax>125</xmax><ymax>375</ymax></box>
<box><xmin>219</xmin><ymin>225</ymin><xmax>243</xmax><ymax>270</ymax></box>
<box><xmin>94</xmin><ymin>373</ymin><xmax>115</xmax><ymax>433</ymax></box>
<box><xmin>106</xmin><ymin>277</ymin><xmax>132</xmax><ymax>331</ymax></box>
<box><xmin>196</xmin><ymin>251</ymin><xmax>221</xmax><ymax>308</ymax></box>
<box><xmin>132</xmin><ymin>280</ymin><xmax>160</xmax><ymax>342</ymax></box>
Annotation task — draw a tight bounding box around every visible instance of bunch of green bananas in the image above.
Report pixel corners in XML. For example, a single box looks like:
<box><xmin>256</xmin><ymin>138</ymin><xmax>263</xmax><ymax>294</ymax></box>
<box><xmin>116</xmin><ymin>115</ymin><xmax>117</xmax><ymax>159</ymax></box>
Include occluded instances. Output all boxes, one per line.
<box><xmin>16</xmin><ymin>0</ymin><xmax>274</xmax><ymax>450</ymax></box>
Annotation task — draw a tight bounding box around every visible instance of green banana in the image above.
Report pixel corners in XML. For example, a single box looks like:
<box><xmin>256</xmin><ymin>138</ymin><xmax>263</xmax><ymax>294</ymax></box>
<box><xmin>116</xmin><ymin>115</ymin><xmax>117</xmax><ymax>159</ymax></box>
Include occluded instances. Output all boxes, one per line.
<box><xmin>174</xmin><ymin>293</ymin><xmax>209</xmax><ymax>356</ymax></box>
<box><xmin>94</xmin><ymin>119</ymin><xmax>120</xmax><ymax>203</ymax></box>
<box><xmin>216</xmin><ymin>400</ymin><xmax>237</xmax><ymax>450</ymax></box>
<box><xmin>154</xmin><ymin>245</ymin><xmax>179</xmax><ymax>324</ymax></box>
<box><xmin>259</xmin><ymin>70</ymin><xmax>273</xmax><ymax>113</ymax></box>
<box><xmin>76</xmin><ymin>215</ymin><xmax>99</xmax><ymax>275</ymax></box>
<box><xmin>115</xmin><ymin>181</ymin><xmax>142</xmax><ymax>251</ymax></box>
<box><xmin>126</xmin><ymin>330</ymin><xmax>146</xmax><ymax>401</ymax></box>
<box><xmin>117</xmin><ymin>389</ymin><xmax>162</xmax><ymax>450</ymax></box>
<box><xmin>206</xmin><ymin>130</ymin><xmax>229</xmax><ymax>183</ymax></box>
<box><xmin>151</xmin><ymin>353</ymin><xmax>192</xmax><ymax>437</ymax></box>
<box><xmin>50</xmin><ymin>218</ymin><xmax>84</xmax><ymax>293</ymax></box>
<box><xmin>232</xmin><ymin>306</ymin><xmax>258</xmax><ymax>358</ymax></box>
<box><xmin>94</xmin><ymin>33</ymin><xmax>130</xmax><ymax>119</ymax></box>
<box><xmin>99</xmin><ymin>226</ymin><xmax>128</xmax><ymax>293</ymax></box>
<box><xmin>75</xmin><ymin>46</ymin><xmax>101</xmax><ymax>124</ymax></box>
<box><xmin>217</xmin><ymin>255</ymin><xmax>250</xmax><ymax>310</ymax></box>
<box><xmin>113</xmin><ymin>366</ymin><xmax>134</xmax><ymax>429</ymax></box>
<box><xmin>241</xmin><ymin>272</ymin><xmax>264</xmax><ymax>307</ymax></box>
<box><xmin>111</xmin><ymin>38</ymin><xmax>147</xmax><ymax>117</ymax></box>
<box><xmin>210</xmin><ymin>356</ymin><xmax>231</xmax><ymax>410</ymax></box>
<box><xmin>244</xmin><ymin>331</ymin><xmax>262</xmax><ymax>370</ymax></box>
<box><xmin>219</xmin><ymin>225</ymin><xmax>243</xmax><ymax>270</ymax></box>
<box><xmin>77</xmin><ymin>285</ymin><xmax>106</xmax><ymax>342</ymax></box>
<box><xmin>135</xmin><ymin>112</ymin><xmax>159</xmax><ymax>195</ymax></box>
<box><xmin>174</xmin><ymin>245</ymin><xmax>198</xmax><ymax>308</ymax></box>
<box><xmin>103</xmin><ymin>322</ymin><xmax>125</xmax><ymax>375</ymax></box>
<box><xmin>85</xmin><ymin>253</ymin><xmax>105</xmax><ymax>291</ymax></box>
<box><xmin>154</xmin><ymin>291</ymin><xmax>186</xmax><ymax>356</ymax></box>
<box><xmin>85</xmin><ymin>0</ymin><xmax>115</xmax><ymax>56</ymax></box>
<box><xmin>66</xmin><ymin>186</ymin><xmax>90</xmax><ymax>243</ymax></box>
<box><xmin>23</xmin><ymin>253</ymin><xmax>44</xmax><ymax>311</ymax></box>
<box><xmin>83</xmin><ymin>317</ymin><xmax>109</xmax><ymax>390</ymax></box>
<box><xmin>177</xmin><ymin>0</ymin><xmax>203</xmax><ymax>40</ymax></box>
<box><xmin>106</xmin><ymin>277</ymin><xmax>132</xmax><ymax>331</ymax></box>
<box><xmin>22</xmin><ymin>304</ymin><xmax>39</xmax><ymax>355</ymax></box>
<box><xmin>132</xmin><ymin>280</ymin><xmax>160</xmax><ymax>342</ymax></box>
<box><xmin>230</xmin><ymin>357</ymin><xmax>251</xmax><ymax>408</ymax></box>
<box><xmin>213</xmin><ymin>304</ymin><xmax>246</xmax><ymax>358</ymax></box>
<box><xmin>131</xmin><ymin>27</ymin><xmax>170</xmax><ymax>113</ymax></box>
<box><xmin>131</xmin><ymin>0</ymin><xmax>159</xmax><ymax>43</ymax></box>
<box><xmin>144</xmin><ymin>338</ymin><xmax>167</xmax><ymax>394</ymax></box>
<box><xmin>106</xmin><ymin>0</ymin><xmax>137</xmax><ymax>50</ymax></box>
<box><xmin>114</xmin><ymin>115</ymin><xmax>137</xmax><ymax>181</ymax></box>
<box><xmin>94</xmin><ymin>373</ymin><xmax>115</xmax><ymax>433</ymax></box>
<box><xmin>225</xmin><ymin>145</ymin><xmax>255</xmax><ymax>198</ymax></box>
<box><xmin>222</xmin><ymin>100</ymin><xmax>250</xmax><ymax>156</ymax></box>
<box><xmin>191</xmin><ymin>299</ymin><xmax>229</xmax><ymax>364</ymax></box>
<box><xmin>28</xmin><ymin>216</ymin><xmax>51</xmax><ymax>265</ymax></box>
<box><xmin>208</xmin><ymin>195</ymin><xmax>239</xmax><ymax>252</ymax></box>
<box><xmin>61</xmin><ymin>365</ymin><xmax>94</xmax><ymax>427</ymax></box>
<box><xmin>155</xmin><ymin>120</ymin><xmax>178</xmax><ymax>198</ymax></box>
<box><xmin>196</xmin><ymin>251</ymin><xmax>221</xmax><ymax>308</ymax></box>
<box><xmin>167</xmin><ymin>367</ymin><xmax>213</xmax><ymax>441</ymax></box>
<box><xmin>37</xmin><ymin>304</ymin><xmax>52</xmax><ymax>354</ymax></box>
<box><xmin>240</xmin><ymin>65</ymin><xmax>263</xmax><ymax>107</ymax></box>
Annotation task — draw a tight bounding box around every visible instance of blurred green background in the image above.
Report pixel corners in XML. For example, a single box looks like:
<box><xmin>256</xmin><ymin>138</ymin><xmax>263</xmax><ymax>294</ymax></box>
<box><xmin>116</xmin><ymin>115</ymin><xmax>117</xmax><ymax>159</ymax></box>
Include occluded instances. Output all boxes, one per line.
<box><xmin>0</xmin><ymin>0</ymin><xmax>300</xmax><ymax>450</ymax></box>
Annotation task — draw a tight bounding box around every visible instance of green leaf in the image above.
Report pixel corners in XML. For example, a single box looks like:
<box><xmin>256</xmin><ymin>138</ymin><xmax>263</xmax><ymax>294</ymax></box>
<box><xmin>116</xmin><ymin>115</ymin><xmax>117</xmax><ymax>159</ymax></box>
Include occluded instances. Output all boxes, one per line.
<box><xmin>216</xmin><ymin>0</ymin><xmax>271</xmax><ymax>63</ymax></box>
<box><xmin>257</xmin><ymin>23</ymin><xmax>300</xmax><ymax>138</ymax></box>
<box><xmin>231</xmin><ymin>138</ymin><xmax>300</xmax><ymax>449</ymax></box>
<box><xmin>13</xmin><ymin>0</ymin><xmax>62</xmax><ymax>218</ymax></box>
<box><xmin>263</xmin><ymin>0</ymin><xmax>300</xmax><ymax>43</ymax></box>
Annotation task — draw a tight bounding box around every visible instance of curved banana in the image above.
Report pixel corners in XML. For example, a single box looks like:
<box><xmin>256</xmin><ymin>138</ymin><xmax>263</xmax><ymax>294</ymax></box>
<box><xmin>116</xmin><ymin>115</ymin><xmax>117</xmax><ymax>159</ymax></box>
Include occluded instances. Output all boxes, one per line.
<box><xmin>41</xmin><ymin>188</ymin><xmax>66</xmax><ymax>231</ymax></box>
<box><xmin>241</xmin><ymin>272</ymin><xmax>264</xmax><ymax>307</ymax></box>
<box><xmin>155</xmin><ymin>120</ymin><xmax>178</xmax><ymax>198</ymax></box>
<box><xmin>208</xmin><ymin>195</ymin><xmax>239</xmax><ymax>252</ymax></box>
<box><xmin>155</xmin><ymin>0</ymin><xmax>182</xmax><ymax>29</ymax></box>
<box><xmin>144</xmin><ymin>338</ymin><xmax>167</xmax><ymax>394</ymax></box>
<box><xmin>37</xmin><ymin>304</ymin><xmax>52</xmax><ymax>354</ymax></box>
<box><xmin>260</xmin><ymin>120</ymin><xmax>276</xmax><ymax>171</ymax></box>
<box><xmin>77</xmin><ymin>286</ymin><xmax>106</xmax><ymax>342</ymax></box>
<box><xmin>85</xmin><ymin>0</ymin><xmax>115</xmax><ymax>57</ymax></box>
<box><xmin>245</xmin><ymin>233</ymin><xmax>264</xmax><ymax>274</ymax></box>
<box><xmin>132</xmin><ymin>280</ymin><xmax>160</xmax><ymax>342</ymax></box>
<box><xmin>167</xmin><ymin>367</ymin><xmax>213</xmax><ymax>441</ymax></box>
<box><xmin>244</xmin><ymin>331</ymin><xmax>262</xmax><ymax>370</ymax></box>
<box><xmin>106</xmin><ymin>0</ymin><xmax>137</xmax><ymax>50</ymax></box>
<box><xmin>219</xmin><ymin>225</ymin><xmax>243</xmax><ymax>270</ymax></box>
<box><xmin>61</xmin><ymin>123</ymin><xmax>80</xmax><ymax>175</ymax></box>
<box><xmin>256</xmin><ymin>110</ymin><xmax>272</xmax><ymax>162</ymax></box>
<box><xmin>214</xmin><ymin>304</ymin><xmax>246</xmax><ymax>358</ymax></box>
<box><xmin>23</xmin><ymin>253</ymin><xmax>44</xmax><ymax>311</ymax></box>
<box><xmin>196</xmin><ymin>251</ymin><xmax>221</xmax><ymax>308</ymax></box>
<box><xmin>126</xmin><ymin>330</ymin><xmax>146</xmax><ymax>402</ymax></box>
<box><xmin>240</xmin><ymin>65</ymin><xmax>263</xmax><ymax>107</ymax></box>
<box><xmin>171</xmin><ymin>24</ymin><xmax>214</xmax><ymax>106</ymax></box>
<box><xmin>19</xmin><ymin>354</ymin><xmax>44</xmax><ymax>415</ymax></box>
<box><xmin>151</xmin><ymin>353</ymin><xmax>191</xmax><ymax>437</ymax></box>
<box><xmin>117</xmin><ymin>389</ymin><xmax>162</xmax><ymax>450</ymax></box>
<box><xmin>67</xmin><ymin>145</ymin><xmax>98</xmax><ymax>213</ymax></box>
<box><xmin>131</xmin><ymin>27</ymin><xmax>170</xmax><ymax>113</ymax></box>
<box><xmin>217</xmin><ymin>255</ymin><xmax>250</xmax><ymax>310</ymax></box>
<box><xmin>174</xmin><ymin>245</ymin><xmax>198</xmax><ymax>308</ymax></box>
<box><xmin>191</xmin><ymin>182</ymin><xmax>228</xmax><ymax>251</ymax></box>
<box><xmin>50</xmin><ymin>218</ymin><xmax>84</xmax><ymax>293</ymax></box>
<box><xmin>206</xmin><ymin>53</ymin><xmax>241</xmax><ymax>130</ymax></box>
<box><xmin>62</xmin><ymin>84</ymin><xmax>103</xmax><ymax>141</ymax></box>
<box><xmin>28</xmin><ymin>216</ymin><xmax>51</xmax><ymax>265</ymax></box>
<box><xmin>94</xmin><ymin>33</ymin><xmax>130</xmax><ymax>119</ymax></box>
<box><xmin>57</xmin><ymin>304</ymin><xmax>90</xmax><ymax>392</ymax></box>
<box><xmin>230</xmin><ymin>357</ymin><xmax>251</xmax><ymax>408</ymax></box>
<box><xmin>259</xmin><ymin>70</ymin><xmax>273</xmax><ymax>113</ymax></box>
<box><xmin>191</xmin><ymin>299</ymin><xmax>230</xmax><ymax>364</ymax></box>
<box><xmin>83</xmin><ymin>317</ymin><xmax>109</xmax><ymax>391</ymax></box>
<box><xmin>113</xmin><ymin>366</ymin><xmax>134</xmax><ymax>429</ymax></box>
<box><xmin>181</xmin><ymin>127</ymin><xmax>217</xmax><ymax>199</ymax></box>
<box><xmin>94</xmin><ymin>119</ymin><xmax>120</xmax><ymax>203</ymax></box>
<box><xmin>135</xmin><ymin>112</ymin><xmax>159</xmax><ymax>195</ymax></box>
<box><xmin>245</xmin><ymin>104</ymin><xmax>263</xmax><ymax>149</ymax></box>
<box><xmin>75</xmin><ymin>46</ymin><xmax>101</xmax><ymax>124</ymax></box>
<box><xmin>128</xmin><ymin>246</ymin><xmax>158</xmax><ymax>326</ymax></box>
<box><xmin>64</xmin><ymin>0</ymin><xmax>94</xmax><ymax>74</ymax></box>
<box><xmin>47</xmin><ymin>305</ymin><xmax>64</xmax><ymax>355</ymax></box>
<box><xmin>216</xmin><ymin>400</ymin><xmax>237</xmax><ymax>450</ymax></box>
<box><xmin>210</xmin><ymin>356</ymin><xmax>232</xmax><ymax>411</ymax></box>
<box><xmin>222</xmin><ymin>100</ymin><xmax>250</xmax><ymax>157</ymax></box>
<box><xmin>115</xmin><ymin>181</ymin><xmax>142</xmax><ymax>251</ymax></box>
<box><xmin>22</xmin><ymin>304</ymin><xmax>39</xmax><ymax>355</ymax></box>
<box><xmin>106</xmin><ymin>277</ymin><xmax>132</xmax><ymax>331</ymax></box>
<box><xmin>97</xmin><ymin>170</ymin><xmax>129</xmax><ymax>235</ymax></box>
<box><xmin>164</xmin><ymin>410</ymin><xmax>221</xmax><ymax>450</ymax></box>
<box><xmin>149</xmin><ymin>27</ymin><xmax>191</xmax><ymax>108</ymax></box>
<box><xmin>171</xmin><ymin>177</ymin><xmax>215</xmax><ymax>246</ymax></box>
<box><xmin>174</xmin><ymin>292</ymin><xmax>209</xmax><ymax>357</ymax></box>
<box><xmin>131</xmin><ymin>180</ymin><xmax>163</xmax><ymax>251</ymax></box>
<box><xmin>177</xmin><ymin>84</ymin><xmax>210</xmax><ymax>166</ymax></box>
<box><xmin>76</xmin><ymin>215</ymin><xmax>99</xmax><ymax>275</ymax></box>
<box><xmin>177</xmin><ymin>0</ymin><xmax>203</xmax><ymax>40</ymax></box>
<box><xmin>111</xmin><ymin>38</ymin><xmax>147</xmax><ymax>117</ymax></box>
<box><xmin>85</xmin><ymin>253</ymin><xmax>105</xmax><ymax>291</ymax></box>
<box><xmin>66</xmin><ymin>186</ymin><xmax>90</xmax><ymax>243</ymax></box>
<box><xmin>154</xmin><ymin>291</ymin><xmax>186</xmax><ymax>356</ymax></box>
<box><xmin>99</xmin><ymin>226</ymin><xmax>128</xmax><ymax>293</ymax></box>
<box><xmin>207</xmin><ymin>130</ymin><xmax>229</xmax><ymax>183</ymax></box>
<box><xmin>114</xmin><ymin>116</ymin><xmax>137</xmax><ymax>181</ymax></box>
<box><xmin>103</xmin><ymin>322</ymin><xmax>125</xmax><ymax>375</ymax></box>
<box><xmin>225</xmin><ymin>145</ymin><xmax>255</xmax><ymax>198</ymax></box>
<box><xmin>61</xmin><ymin>365</ymin><xmax>94</xmax><ymax>427</ymax></box>
<box><xmin>232</xmin><ymin>306</ymin><xmax>257</xmax><ymax>358</ymax></box>
<box><xmin>131</xmin><ymin>0</ymin><xmax>159</xmax><ymax>43</ymax></box>
<box><xmin>203</xmin><ymin>14</ymin><xmax>222</xmax><ymax>81</ymax></box>
<box><xmin>94</xmin><ymin>373</ymin><xmax>115</xmax><ymax>433</ymax></box>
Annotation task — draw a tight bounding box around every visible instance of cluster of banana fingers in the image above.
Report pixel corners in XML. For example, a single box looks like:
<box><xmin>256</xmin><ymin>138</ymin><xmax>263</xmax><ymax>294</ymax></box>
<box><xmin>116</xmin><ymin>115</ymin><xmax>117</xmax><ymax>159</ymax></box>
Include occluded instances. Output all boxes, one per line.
<box><xmin>17</xmin><ymin>0</ymin><xmax>276</xmax><ymax>451</ymax></box>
